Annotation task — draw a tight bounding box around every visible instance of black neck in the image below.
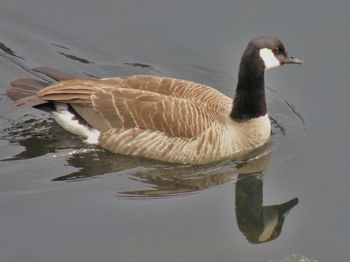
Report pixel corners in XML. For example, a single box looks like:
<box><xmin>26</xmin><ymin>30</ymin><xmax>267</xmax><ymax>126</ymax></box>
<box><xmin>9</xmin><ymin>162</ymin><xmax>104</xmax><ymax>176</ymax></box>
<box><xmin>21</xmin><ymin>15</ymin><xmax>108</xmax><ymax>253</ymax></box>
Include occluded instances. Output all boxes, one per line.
<box><xmin>231</xmin><ymin>50</ymin><xmax>267</xmax><ymax>121</ymax></box>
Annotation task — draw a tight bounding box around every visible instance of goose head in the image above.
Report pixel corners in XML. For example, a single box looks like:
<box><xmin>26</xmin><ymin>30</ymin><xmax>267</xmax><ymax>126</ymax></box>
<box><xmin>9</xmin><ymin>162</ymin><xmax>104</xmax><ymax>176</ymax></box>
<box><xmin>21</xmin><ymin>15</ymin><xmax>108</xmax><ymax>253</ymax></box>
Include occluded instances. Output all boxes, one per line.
<box><xmin>232</xmin><ymin>36</ymin><xmax>302</xmax><ymax>121</ymax></box>
<box><xmin>244</xmin><ymin>36</ymin><xmax>303</xmax><ymax>70</ymax></box>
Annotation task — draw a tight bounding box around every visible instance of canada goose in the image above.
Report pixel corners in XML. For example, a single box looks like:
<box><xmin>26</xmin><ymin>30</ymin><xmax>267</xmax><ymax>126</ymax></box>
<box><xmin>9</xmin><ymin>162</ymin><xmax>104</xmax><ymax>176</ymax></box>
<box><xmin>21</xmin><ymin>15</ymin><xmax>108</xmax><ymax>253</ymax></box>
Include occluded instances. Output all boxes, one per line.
<box><xmin>7</xmin><ymin>36</ymin><xmax>302</xmax><ymax>164</ymax></box>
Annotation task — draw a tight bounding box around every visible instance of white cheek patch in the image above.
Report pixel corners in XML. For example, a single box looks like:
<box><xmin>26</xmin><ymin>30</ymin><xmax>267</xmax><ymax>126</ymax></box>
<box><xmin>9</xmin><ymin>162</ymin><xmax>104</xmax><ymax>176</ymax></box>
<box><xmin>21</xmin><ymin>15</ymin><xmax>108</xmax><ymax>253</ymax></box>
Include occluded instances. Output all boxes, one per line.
<box><xmin>258</xmin><ymin>209</ymin><xmax>279</xmax><ymax>242</ymax></box>
<box><xmin>259</xmin><ymin>48</ymin><xmax>280</xmax><ymax>70</ymax></box>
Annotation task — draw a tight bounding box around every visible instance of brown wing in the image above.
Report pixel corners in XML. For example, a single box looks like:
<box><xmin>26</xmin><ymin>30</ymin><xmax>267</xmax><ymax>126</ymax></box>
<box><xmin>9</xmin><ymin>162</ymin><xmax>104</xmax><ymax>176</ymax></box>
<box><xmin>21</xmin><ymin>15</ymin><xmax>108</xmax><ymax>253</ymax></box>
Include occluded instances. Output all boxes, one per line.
<box><xmin>37</xmin><ymin>75</ymin><xmax>232</xmax><ymax>138</ymax></box>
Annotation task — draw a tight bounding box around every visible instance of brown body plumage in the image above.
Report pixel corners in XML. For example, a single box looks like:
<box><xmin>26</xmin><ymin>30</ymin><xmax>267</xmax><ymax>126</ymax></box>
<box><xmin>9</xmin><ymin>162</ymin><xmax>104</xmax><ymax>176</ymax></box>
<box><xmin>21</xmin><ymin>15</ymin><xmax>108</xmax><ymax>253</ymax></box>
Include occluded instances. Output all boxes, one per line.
<box><xmin>36</xmin><ymin>74</ymin><xmax>270</xmax><ymax>164</ymax></box>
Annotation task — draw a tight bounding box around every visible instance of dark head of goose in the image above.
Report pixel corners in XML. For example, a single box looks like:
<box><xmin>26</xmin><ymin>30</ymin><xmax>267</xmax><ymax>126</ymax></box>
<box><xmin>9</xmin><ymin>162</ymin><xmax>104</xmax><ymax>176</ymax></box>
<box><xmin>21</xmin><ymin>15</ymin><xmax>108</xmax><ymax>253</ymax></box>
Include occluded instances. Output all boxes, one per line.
<box><xmin>231</xmin><ymin>36</ymin><xmax>302</xmax><ymax>121</ymax></box>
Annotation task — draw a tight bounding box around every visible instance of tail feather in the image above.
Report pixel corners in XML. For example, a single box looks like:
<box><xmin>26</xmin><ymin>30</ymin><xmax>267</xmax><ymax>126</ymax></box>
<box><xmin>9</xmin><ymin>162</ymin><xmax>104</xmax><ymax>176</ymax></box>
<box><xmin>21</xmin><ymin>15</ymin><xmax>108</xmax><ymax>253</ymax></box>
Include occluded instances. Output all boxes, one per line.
<box><xmin>7</xmin><ymin>78</ymin><xmax>48</xmax><ymax>101</ymax></box>
<box><xmin>7</xmin><ymin>67</ymin><xmax>82</xmax><ymax>109</ymax></box>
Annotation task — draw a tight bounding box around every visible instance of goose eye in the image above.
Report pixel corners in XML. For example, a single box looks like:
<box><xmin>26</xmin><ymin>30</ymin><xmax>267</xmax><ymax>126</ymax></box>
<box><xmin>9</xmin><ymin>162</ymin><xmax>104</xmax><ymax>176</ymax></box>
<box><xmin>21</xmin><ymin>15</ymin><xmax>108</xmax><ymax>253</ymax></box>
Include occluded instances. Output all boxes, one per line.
<box><xmin>273</xmin><ymin>48</ymin><xmax>281</xmax><ymax>54</ymax></box>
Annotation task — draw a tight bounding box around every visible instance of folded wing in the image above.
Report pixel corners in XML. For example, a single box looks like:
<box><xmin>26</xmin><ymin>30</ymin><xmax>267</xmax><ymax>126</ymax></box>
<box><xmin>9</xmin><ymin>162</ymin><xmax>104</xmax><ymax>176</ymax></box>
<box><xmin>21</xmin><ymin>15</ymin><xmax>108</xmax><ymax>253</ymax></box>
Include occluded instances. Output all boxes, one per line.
<box><xmin>37</xmin><ymin>75</ymin><xmax>232</xmax><ymax>138</ymax></box>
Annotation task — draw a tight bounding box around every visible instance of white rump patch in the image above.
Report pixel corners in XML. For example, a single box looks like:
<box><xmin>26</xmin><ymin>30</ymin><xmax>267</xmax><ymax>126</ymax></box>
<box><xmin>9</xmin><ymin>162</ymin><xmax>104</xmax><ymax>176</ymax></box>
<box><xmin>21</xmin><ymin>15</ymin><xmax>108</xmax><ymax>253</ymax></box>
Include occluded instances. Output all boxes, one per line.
<box><xmin>52</xmin><ymin>103</ymin><xmax>100</xmax><ymax>144</ymax></box>
<box><xmin>259</xmin><ymin>48</ymin><xmax>280</xmax><ymax>70</ymax></box>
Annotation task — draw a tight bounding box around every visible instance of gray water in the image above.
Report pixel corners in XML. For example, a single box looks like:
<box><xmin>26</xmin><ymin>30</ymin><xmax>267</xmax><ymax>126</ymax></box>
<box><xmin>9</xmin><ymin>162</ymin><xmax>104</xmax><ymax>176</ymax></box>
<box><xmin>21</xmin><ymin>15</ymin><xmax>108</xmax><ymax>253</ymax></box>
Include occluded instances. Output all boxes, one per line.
<box><xmin>0</xmin><ymin>1</ymin><xmax>349</xmax><ymax>261</ymax></box>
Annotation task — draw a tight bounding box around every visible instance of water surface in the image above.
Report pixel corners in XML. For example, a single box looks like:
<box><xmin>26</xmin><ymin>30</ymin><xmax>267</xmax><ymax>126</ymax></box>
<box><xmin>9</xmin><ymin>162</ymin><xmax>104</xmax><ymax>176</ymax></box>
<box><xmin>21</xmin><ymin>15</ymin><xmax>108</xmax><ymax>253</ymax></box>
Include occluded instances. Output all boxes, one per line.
<box><xmin>1</xmin><ymin>1</ymin><xmax>349</xmax><ymax>261</ymax></box>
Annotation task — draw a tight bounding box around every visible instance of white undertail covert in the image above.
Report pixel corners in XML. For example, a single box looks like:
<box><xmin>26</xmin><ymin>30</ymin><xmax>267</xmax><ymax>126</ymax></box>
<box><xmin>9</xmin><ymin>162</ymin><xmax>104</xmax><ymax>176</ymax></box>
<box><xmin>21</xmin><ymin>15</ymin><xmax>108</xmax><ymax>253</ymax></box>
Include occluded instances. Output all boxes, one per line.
<box><xmin>52</xmin><ymin>103</ymin><xmax>100</xmax><ymax>144</ymax></box>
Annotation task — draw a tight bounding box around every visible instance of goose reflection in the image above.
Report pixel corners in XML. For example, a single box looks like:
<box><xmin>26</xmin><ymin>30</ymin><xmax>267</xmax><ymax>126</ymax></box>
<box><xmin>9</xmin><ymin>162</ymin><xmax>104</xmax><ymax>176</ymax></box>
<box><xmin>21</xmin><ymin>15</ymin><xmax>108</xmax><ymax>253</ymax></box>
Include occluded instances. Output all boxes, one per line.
<box><xmin>235</xmin><ymin>154</ymin><xmax>298</xmax><ymax>243</ymax></box>
<box><xmin>56</xmin><ymin>150</ymin><xmax>238</xmax><ymax>196</ymax></box>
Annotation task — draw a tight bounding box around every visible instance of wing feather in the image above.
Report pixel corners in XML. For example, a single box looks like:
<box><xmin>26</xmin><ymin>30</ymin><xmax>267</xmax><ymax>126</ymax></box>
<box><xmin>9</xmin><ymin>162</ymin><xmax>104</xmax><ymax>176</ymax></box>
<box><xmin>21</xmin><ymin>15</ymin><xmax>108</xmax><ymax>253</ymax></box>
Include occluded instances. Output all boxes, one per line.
<box><xmin>36</xmin><ymin>75</ymin><xmax>232</xmax><ymax>138</ymax></box>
